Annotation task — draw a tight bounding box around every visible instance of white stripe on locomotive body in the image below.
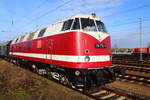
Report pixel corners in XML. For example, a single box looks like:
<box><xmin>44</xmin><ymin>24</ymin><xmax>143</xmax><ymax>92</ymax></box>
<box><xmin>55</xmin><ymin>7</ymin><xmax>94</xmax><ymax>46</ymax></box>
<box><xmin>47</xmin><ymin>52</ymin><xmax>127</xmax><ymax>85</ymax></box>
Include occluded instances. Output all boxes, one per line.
<box><xmin>10</xmin><ymin>52</ymin><xmax>111</xmax><ymax>62</ymax></box>
<box><xmin>82</xmin><ymin>31</ymin><xmax>109</xmax><ymax>42</ymax></box>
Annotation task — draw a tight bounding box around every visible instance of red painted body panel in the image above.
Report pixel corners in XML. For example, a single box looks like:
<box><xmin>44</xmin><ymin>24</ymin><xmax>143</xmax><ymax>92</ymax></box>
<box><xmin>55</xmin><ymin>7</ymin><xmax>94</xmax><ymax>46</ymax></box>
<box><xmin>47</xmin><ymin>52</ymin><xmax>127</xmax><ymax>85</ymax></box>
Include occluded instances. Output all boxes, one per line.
<box><xmin>10</xmin><ymin>31</ymin><xmax>112</xmax><ymax>68</ymax></box>
<box><xmin>133</xmin><ymin>48</ymin><xmax>150</xmax><ymax>53</ymax></box>
<box><xmin>148</xmin><ymin>48</ymin><xmax>150</xmax><ymax>53</ymax></box>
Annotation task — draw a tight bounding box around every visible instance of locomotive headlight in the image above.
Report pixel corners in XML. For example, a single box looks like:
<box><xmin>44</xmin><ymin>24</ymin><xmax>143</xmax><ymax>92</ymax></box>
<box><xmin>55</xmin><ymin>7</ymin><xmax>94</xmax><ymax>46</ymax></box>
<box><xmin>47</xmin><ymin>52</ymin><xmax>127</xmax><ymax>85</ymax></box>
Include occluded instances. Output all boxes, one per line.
<box><xmin>75</xmin><ymin>70</ymin><xmax>80</xmax><ymax>76</ymax></box>
<box><xmin>85</xmin><ymin>56</ymin><xmax>90</xmax><ymax>62</ymax></box>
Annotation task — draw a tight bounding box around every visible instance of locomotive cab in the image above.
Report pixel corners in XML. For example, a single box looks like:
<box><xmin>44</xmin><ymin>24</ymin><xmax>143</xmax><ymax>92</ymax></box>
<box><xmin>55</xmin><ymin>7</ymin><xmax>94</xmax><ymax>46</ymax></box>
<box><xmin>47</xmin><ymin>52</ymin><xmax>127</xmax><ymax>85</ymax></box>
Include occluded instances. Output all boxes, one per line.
<box><xmin>61</xmin><ymin>14</ymin><xmax>108</xmax><ymax>33</ymax></box>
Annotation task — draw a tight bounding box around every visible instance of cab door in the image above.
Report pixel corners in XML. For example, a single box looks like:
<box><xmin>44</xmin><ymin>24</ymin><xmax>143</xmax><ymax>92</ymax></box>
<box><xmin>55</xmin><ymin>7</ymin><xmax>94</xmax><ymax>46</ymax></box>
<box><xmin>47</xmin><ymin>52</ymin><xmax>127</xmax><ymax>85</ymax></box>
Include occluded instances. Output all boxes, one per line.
<box><xmin>46</xmin><ymin>38</ymin><xmax>53</xmax><ymax>64</ymax></box>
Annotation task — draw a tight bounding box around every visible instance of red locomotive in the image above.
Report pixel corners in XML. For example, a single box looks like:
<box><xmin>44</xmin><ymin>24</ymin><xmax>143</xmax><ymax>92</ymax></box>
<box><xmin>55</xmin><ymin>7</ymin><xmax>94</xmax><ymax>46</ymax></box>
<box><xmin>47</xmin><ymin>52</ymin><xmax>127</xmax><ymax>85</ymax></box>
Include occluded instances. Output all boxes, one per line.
<box><xmin>7</xmin><ymin>14</ymin><xmax>121</xmax><ymax>89</ymax></box>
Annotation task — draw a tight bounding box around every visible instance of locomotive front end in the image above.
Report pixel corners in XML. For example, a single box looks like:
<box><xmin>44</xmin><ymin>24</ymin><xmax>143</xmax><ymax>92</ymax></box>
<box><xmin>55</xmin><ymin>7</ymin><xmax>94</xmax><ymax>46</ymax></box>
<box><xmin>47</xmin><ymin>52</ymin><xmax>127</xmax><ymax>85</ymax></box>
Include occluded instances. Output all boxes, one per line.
<box><xmin>61</xmin><ymin>14</ymin><xmax>118</xmax><ymax>89</ymax></box>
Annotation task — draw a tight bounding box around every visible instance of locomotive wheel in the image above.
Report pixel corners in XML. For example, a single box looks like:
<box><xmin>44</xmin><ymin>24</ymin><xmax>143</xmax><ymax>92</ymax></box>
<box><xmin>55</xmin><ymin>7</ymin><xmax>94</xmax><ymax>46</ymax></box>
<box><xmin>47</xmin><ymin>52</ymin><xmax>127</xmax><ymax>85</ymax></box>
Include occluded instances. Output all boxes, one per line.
<box><xmin>46</xmin><ymin>68</ymin><xmax>53</xmax><ymax>79</ymax></box>
<box><xmin>60</xmin><ymin>75</ymin><xmax>70</xmax><ymax>85</ymax></box>
<box><xmin>32</xmin><ymin>64</ymin><xmax>37</xmax><ymax>72</ymax></box>
<box><xmin>47</xmin><ymin>72</ymin><xmax>53</xmax><ymax>79</ymax></box>
<box><xmin>35</xmin><ymin>67</ymin><xmax>39</xmax><ymax>74</ymax></box>
<box><xmin>16</xmin><ymin>60</ymin><xmax>20</xmax><ymax>66</ymax></box>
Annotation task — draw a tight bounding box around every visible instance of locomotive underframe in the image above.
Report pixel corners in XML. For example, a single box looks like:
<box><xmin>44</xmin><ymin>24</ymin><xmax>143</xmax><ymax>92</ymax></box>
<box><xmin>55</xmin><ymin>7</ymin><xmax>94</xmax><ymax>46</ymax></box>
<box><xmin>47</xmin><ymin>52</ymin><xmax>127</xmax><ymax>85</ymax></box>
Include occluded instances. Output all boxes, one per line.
<box><xmin>7</xmin><ymin>56</ymin><xmax>121</xmax><ymax>90</ymax></box>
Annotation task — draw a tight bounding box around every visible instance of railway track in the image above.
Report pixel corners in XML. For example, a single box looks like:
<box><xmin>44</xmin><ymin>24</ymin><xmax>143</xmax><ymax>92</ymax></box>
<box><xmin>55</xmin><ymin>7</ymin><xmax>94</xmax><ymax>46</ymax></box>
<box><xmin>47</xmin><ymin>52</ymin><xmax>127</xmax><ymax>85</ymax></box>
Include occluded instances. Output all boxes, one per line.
<box><xmin>113</xmin><ymin>64</ymin><xmax>150</xmax><ymax>86</ymax></box>
<box><xmin>114</xmin><ymin>65</ymin><xmax>150</xmax><ymax>73</ymax></box>
<box><xmin>60</xmin><ymin>81</ymin><xmax>150</xmax><ymax>100</ymax></box>
<box><xmin>113</xmin><ymin>62</ymin><xmax>150</xmax><ymax>67</ymax></box>
<box><xmin>112</xmin><ymin>55</ymin><xmax>150</xmax><ymax>64</ymax></box>
<box><xmin>84</xmin><ymin>86</ymin><xmax>150</xmax><ymax>100</ymax></box>
<box><xmin>116</xmin><ymin>74</ymin><xmax>150</xmax><ymax>86</ymax></box>
<box><xmin>40</xmin><ymin>73</ymin><xmax>150</xmax><ymax>100</ymax></box>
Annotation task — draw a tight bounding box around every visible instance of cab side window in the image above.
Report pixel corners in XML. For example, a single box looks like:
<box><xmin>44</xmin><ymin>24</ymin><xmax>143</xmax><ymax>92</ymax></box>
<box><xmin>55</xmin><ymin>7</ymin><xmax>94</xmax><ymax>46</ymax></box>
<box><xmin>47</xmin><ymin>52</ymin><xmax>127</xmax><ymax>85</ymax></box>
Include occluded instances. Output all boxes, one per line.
<box><xmin>19</xmin><ymin>36</ymin><xmax>25</xmax><ymax>42</ymax></box>
<box><xmin>15</xmin><ymin>38</ymin><xmax>19</xmax><ymax>43</ymax></box>
<box><xmin>72</xmin><ymin>18</ymin><xmax>80</xmax><ymax>30</ymax></box>
<box><xmin>27</xmin><ymin>32</ymin><xmax>35</xmax><ymax>40</ymax></box>
<box><xmin>38</xmin><ymin>28</ymin><xmax>47</xmax><ymax>37</ymax></box>
<box><xmin>61</xmin><ymin>19</ymin><xmax>73</xmax><ymax>31</ymax></box>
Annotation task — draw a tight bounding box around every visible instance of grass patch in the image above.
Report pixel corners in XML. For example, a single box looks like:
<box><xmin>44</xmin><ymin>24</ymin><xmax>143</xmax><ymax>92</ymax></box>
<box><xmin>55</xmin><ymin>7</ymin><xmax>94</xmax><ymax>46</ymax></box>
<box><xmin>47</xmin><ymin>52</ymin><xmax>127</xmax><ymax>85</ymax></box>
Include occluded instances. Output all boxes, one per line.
<box><xmin>0</xmin><ymin>89</ymin><xmax>29</xmax><ymax>100</ymax></box>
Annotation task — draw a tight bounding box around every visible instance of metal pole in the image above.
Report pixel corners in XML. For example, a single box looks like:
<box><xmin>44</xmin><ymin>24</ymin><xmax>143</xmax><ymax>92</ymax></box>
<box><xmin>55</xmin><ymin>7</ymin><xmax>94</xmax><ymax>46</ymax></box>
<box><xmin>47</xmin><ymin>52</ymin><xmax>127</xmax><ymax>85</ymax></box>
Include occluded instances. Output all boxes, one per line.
<box><xmin>139</xmin><ymin>18</ymin><xmax>143</xmax><ymax>61</ymax></box>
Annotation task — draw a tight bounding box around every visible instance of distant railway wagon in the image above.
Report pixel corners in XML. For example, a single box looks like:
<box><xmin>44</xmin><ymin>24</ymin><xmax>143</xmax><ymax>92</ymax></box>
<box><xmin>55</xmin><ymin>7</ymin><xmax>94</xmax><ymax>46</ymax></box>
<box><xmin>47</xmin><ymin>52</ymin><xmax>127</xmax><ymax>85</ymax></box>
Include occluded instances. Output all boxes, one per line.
<box><xmin>0</xmin><ymin>14</ymin><xmax>123</xmax><ymax>90</ymax></box>
<box><xmin>111</xmin><ymin>48</ymin><xmax>133</xmax><ymax>55</ymax></box>
<box><xmin>133</xmin><ymin>48</ymin><xmax>150</xmax><ymax>54</ymax></box>
<box><xmin>0</xmin><ymin>41</ymin><xmax>11</xmax><ymax>57</ymax></box>
<box><xmin>111</xmin><ymin>48</ymin><xmax>150</xmax><ymax>55</ymax></box>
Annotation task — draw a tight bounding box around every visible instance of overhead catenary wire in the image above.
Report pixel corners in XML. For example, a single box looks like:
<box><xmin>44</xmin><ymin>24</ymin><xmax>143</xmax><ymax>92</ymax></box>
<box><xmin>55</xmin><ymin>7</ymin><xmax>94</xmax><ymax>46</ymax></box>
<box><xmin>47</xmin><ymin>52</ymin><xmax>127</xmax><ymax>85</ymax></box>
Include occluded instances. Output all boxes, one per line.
<box><xmin>20</xmin><ymin>2</ymin><xmax>150</xmax><ymax>32</ymax></box>
<box><xmin>107</xmin><ymin>18</ymin><xmax>150</xmax><ymax>28</ymax></box>
<box><xmin>0</xmin><ymin>30</ymin><xmax>26</xmax><ymax>33</ymax></box>
<box><xmin>110</xmin><ymin>26</ymin><xmax>150</xmax><ymax>33</ymax></box>
<box><xmin>102</xmin><ymin>3</ymin><xmax>150</xmax><ymax>18</ymax></box>
<box><xmin>6</xmin><ymin>0</ymin><xmax>74</xmax><ymax>40</ymax></box>
<box><xmin>16</xmin><ymin>0</ymin><xmax>49</xmax><ymax>23</ymax></box>
<box><xmin>16</xmin><ymin>1</ymin><xmax>149</xmax><ymax>30</ymax></box>
<box><xmin>0</xmin><ymin>0</ymin><xmax>49</xmax><ymax>28</ymax></box>
<box><xmin>20</xmin><ymin>0</ymin><xmax>74</xmax><ymax>30</ymax></box>
<box><xmin>37</xmin><ymin>0</ymin><xmax>73</xmax><ymax>18</ymax></box>
<box><xmin>107</xmin><ymin>15</ymin><xmax>150</xmax><ymax>27</ymax></box>
<box><xmin>0</xmin><ymin>0</ymin><xmax>50</xmax><ymax>41</ymax></box>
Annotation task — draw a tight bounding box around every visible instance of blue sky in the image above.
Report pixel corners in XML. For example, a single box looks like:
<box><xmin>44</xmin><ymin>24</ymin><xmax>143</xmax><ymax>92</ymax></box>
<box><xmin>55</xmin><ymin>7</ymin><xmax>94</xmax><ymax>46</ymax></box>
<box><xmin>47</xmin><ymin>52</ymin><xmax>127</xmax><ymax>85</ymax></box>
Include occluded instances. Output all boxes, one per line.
<box><xmin>0</xmin><ymin>0</ymin><xmax>150</xmax><ymax>48</ymax></box>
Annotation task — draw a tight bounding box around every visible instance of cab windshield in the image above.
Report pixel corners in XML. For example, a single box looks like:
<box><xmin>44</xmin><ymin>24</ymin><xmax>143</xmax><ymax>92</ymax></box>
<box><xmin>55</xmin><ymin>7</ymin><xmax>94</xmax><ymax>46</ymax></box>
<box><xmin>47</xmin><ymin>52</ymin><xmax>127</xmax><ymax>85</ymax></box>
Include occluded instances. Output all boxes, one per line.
<box><xmin>61</xmin><ymin>18</ymin><xmax>107</xmax><ymax>33</ymax></box>
<box><xmin>81</xmin><ymin>18</ymin><xmax>97</xmax><ymax>31</ymax></box>
<box><xmin>96</xmin><ymin>21</ymin><xmax>107</xmax><ymax>32</ymax></box>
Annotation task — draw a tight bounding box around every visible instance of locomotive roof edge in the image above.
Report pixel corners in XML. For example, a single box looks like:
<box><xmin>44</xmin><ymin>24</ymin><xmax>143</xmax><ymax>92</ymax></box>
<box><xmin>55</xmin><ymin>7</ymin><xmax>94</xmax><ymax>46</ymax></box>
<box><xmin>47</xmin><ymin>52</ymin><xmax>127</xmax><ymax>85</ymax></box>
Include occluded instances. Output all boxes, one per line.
<box><xmin>10</xmin><ymin>13</ymin><xmax>103</xmax><ymax>44</ymax></box>
<box><xmin>35</xmin><ymin>13</ymin><xmax>102</xmax><ymax>30</ymax></box>
<box><xmin>63</xmin><ymin>13</ymin><xmax>101</xmax><ymax>22</ymax></box>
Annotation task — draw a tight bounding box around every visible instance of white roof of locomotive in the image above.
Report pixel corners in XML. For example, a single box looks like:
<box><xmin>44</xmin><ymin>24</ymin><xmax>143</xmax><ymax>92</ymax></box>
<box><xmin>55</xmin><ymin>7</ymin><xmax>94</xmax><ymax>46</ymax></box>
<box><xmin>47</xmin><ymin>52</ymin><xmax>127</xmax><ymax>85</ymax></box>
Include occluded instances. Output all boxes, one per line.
<box><xmin>60</xmin><ymin>13</ymin><xmax>102</xmax><ymax>22</ymax></box>
<box><xmin>71</xmin><ymin>14</ymin><xmax>101</xmax><ymax>20</ymax></box>
<box><xmin>11</xmin><ymin>13</ymin><xmax>103</xmax><ymax>44</ymax></box>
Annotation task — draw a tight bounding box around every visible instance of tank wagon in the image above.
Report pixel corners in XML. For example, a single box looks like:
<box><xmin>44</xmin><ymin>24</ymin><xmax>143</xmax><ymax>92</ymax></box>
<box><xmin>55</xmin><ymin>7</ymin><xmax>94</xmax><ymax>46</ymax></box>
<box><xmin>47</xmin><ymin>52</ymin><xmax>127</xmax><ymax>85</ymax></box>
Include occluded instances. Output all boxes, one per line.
<box><xmin>1</xmin><ymin>14</ymin><xmax>123</xmax><ymax>89</ymax></box>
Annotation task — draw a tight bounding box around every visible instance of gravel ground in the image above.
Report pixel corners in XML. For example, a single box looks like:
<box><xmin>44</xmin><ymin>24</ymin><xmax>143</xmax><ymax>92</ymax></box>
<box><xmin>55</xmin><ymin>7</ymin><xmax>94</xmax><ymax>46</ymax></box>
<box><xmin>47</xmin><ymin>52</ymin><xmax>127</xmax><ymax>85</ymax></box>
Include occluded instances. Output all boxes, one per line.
<box><xmin>0</xmin><ymin>60</ymin><xmax>93</xmax><ymax>100</ymax></box>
